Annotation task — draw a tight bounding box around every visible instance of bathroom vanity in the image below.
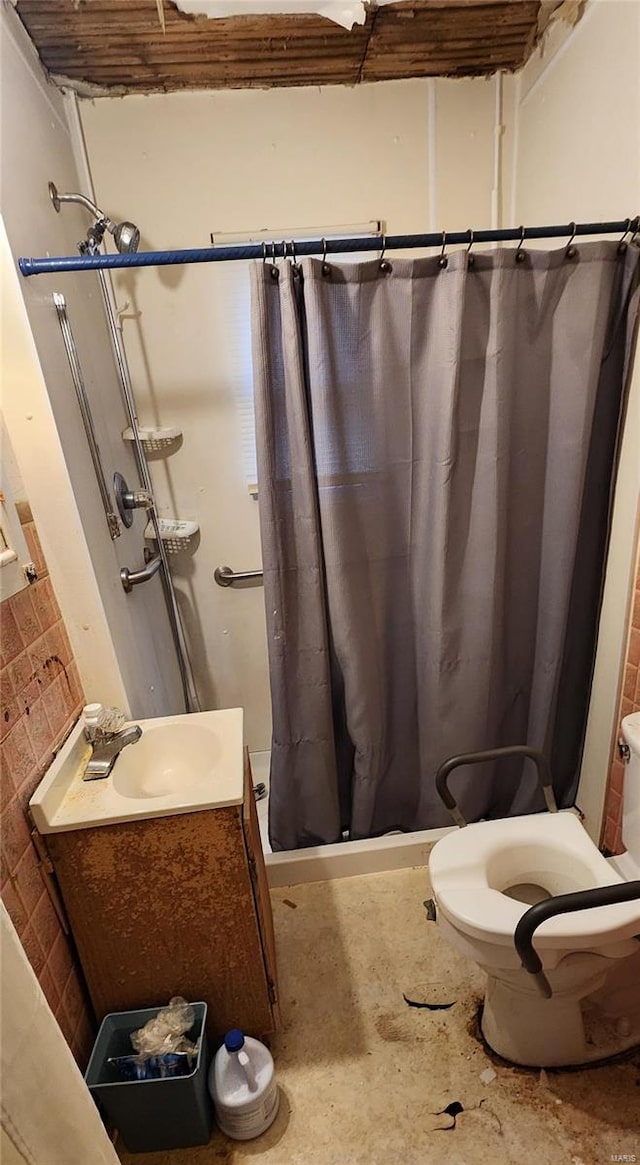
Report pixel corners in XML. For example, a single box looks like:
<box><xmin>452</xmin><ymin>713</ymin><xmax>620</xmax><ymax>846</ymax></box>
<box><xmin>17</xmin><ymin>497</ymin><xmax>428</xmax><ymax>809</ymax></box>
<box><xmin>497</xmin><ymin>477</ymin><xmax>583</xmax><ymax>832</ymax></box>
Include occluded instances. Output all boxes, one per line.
<box><xmin>30</xmin><ymin>710</ymin><xmax>279</xmax><ymax>1042</ymax></box>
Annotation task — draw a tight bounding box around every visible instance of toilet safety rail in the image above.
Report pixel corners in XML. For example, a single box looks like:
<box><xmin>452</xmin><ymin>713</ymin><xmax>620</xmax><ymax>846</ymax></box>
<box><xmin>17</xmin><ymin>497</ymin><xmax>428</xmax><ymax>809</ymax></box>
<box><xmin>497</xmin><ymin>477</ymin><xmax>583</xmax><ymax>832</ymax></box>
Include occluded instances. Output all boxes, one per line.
<box><xmin>435</xmin><ymin>745</ymin><xmax>558</xmax><ymax>827</ymax></box>
<box><xmin>515</xmin><ymin>880</ymin><xmax>640</xmax><ymax>998</ymax></box>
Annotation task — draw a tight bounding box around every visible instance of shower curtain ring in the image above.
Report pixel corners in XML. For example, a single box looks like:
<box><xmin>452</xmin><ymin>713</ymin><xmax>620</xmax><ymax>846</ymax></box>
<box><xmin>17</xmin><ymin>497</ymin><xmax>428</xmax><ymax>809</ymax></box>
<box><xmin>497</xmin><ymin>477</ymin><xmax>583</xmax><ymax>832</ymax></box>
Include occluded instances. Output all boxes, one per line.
<box><xmin>290</xmin><ymin>238</ymin><xmax>301</xmax><ymax>277</ymax></box>
<box><xmin>516</xmin><ymin>225</ymin><xmax>526</xmax><ymax>263</ymax></box>
<box><xmin>321</xmin><ymin>237</ymin><xmax>331</xmax><ymax>277</ymax></box>
<box><xmin>466</xmin><ymin>228</ymin><xmax>475</xmax><ymax>269</ymax></box>
<box><xmin>631</xmin><ymin>216</ymin><xmax>640</xmax><ymax>246</ymax></box>
<box><xmin>617</xmin><ymin>218</ymin><xmax>631</xmax><ymax>253</ymax></box>
<box><xmin>379</xmin><ymin>233</ymin><xmax>392</xmax><ymax>274</ymax></box>
<box><xmin>262</xmin><ymin>241</ymin><xmax>267</xmax><ymax>265</ymax></box>
<box><xmin>565</xmin><ymin>222</ymin><xmax>578</xmax><ymax>260</ymax></box>
<box><xmin>438</xmin><ymin>231</ymin><xmax>448</xmax><ymax>269</ymax></box>
<box><xmin>270</xmin><ymin>240</ymin><xmax>279</xmax><ymax>280</ymax></box>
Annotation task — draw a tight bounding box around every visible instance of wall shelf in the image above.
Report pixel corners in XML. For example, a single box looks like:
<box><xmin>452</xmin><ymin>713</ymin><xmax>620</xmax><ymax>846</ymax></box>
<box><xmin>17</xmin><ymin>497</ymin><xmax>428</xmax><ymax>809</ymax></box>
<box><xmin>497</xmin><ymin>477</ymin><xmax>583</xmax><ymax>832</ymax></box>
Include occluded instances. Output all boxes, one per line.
<box><xmin>122</xmin><ymin>426</ymin><xmax>181</xmax><ymax>452</ymax></box>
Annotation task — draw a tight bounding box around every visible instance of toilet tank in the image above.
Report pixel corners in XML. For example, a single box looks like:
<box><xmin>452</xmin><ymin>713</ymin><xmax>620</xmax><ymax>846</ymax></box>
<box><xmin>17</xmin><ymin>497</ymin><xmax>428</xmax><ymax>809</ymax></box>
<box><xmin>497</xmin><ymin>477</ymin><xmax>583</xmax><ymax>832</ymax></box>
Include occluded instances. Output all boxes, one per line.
<box><xmin>621</xmin><ymin>711</ymin><xmax>640</xmax><ymax>862</ymax></box>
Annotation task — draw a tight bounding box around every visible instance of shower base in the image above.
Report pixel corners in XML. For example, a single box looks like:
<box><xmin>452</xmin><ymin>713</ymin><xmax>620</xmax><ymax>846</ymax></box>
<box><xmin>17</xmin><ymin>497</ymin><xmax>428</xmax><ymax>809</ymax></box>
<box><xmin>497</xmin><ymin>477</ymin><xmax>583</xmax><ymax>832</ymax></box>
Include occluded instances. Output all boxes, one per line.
<box><xmin>250</xmin><ymin>751</ymin><xmax>454</xmax><ymax>888</ymax></box>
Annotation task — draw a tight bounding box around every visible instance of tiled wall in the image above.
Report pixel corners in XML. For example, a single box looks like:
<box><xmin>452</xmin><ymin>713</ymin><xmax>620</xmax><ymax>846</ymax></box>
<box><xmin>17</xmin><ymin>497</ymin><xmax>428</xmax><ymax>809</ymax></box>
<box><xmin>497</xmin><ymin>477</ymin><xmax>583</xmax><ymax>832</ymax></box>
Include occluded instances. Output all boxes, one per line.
<box><xmin>0</xmin><ymin>503</ymin><xmax>94</xmax><ymax>1065</ymax></box>
<box><xmin>602</xmin><ymin>553</ymin><xmax>640</xmax><ymax>854</ymax></box>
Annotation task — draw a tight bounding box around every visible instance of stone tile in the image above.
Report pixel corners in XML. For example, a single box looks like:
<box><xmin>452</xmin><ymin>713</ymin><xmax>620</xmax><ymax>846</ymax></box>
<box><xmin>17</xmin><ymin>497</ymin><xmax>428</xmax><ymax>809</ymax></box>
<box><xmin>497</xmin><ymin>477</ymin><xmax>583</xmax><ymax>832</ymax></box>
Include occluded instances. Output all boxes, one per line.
<box><xmin>61</xmin><ymin>968</ymin><xmax>89</xmax><ymax>1036</ymax></box>
<box><xmin>24</xmin><ymin>696</ymin><xmax>53</xmax><ymax>768</ymax></box>
<box><xmin>27</xmin><ymin>634</ymin><xmax>52</xmax><ymax>686</ymax></box>
<box><xmin>9</xmin><ymin>587</ymin><xmax>42</xmax><ymax>648</ymax></box>
<box><xmin>609</xmin><ymin>759</ymin><xmax>625</xmax><ymax>797</ymax></box>
<box><xmin>0</xmin><ymin>697</ymin><xmax>19</xmax><ymax>741</ymax></box>
<box><xmin>5</xmin><ymin>717</ymin><xmax>37</xmax><ymax>795</ymax></box>
<box><xmin>72</xmin><ymin>1009</ymin><xmax>96</xmax><ymax>1071</ymax></box>
<box><xmin>628</xmin><ymin>627</ymin><xmax>640</xmax><ymax>667</ymax></box>
<box><xmin>7</xmin><ymin>649</ymin><xmax>37</xmax><ymax>697</ymax></box>
<box><xmin>67</xmin><ymin>661</ymin><xmax>85</xmax><ymax>708</ymax></box>
<box><xmin>42</xmin><ymin>674</ymin><xmax>69</xmax><ymax>739</ymax></box>
<box><xmin>39</xmin><ymin>963</ymin><xmax>61</xmax><ymax>1014</ymax></box>
<box><xmin>620</xmin><ymin>697</ymin><xmax>634</xmax><ymax>723</ymax></box>
<box><xmin>45</xmin><ymin>622</ymin><xmax>73</xmax><ymax>671</ymax></box>
<box><xmin>48</xmin><ymin>930</ymin><xmax>74</xmax><ymax>996</ymax></box>
<box><xmin>1</xmin><ymin>875</ymin><xmax>28</xmax><ymax>935</ymax></box>
<box><xmin>15</xmin><ymin>677</ymin><xmax>42</xmax><ymax>722</ymax></box>
<box><xmin>2</xmin><ymin>795</ymin><xmax>33</xmax><ymax>875</ymax></box>
<box><xmin>14</xmin><ymin>846</ymin><xmax>47</xmax><ymax>916</ymax></box>
<box><xmin>20</xmin><ymin>922</ymin><xmax>47</xmax><ymax>977</ymax></box>
<box><xmin>633</xmin><ymin>584</ymin><xmax>640</xmax><ymax>631</ymax></box>
<box><xmin>0</xmin><ymin>750</ymin><xmax>14</xmax><ymax>815</ymax></box>
<box><xmin>32</xmin><ymin>887</ymin><xmax>63</xmax><ymax>957</ymax></box>
<box><xmin>0</xmin><ymin>602</ymin><xmax>24</xmax><ymax>667</ymax></box>
<box><xmin>0</xmin><ymin>667</ymin><xmax>14</xmax><ymax>706</ymax></box>
<box><xmin>53</xmin><ymin>1002</ymin><xmax>76</xmax><ymax>1051</ymax></box>
<box><xmin>623</xmin><ymin>662</ymin><xmax>637</xmax><ymax>701</ymax></box>
<box><xmin>30</xmin><ymin>578</ymin><xmax>57</xmax><ymax>634</ymax></box>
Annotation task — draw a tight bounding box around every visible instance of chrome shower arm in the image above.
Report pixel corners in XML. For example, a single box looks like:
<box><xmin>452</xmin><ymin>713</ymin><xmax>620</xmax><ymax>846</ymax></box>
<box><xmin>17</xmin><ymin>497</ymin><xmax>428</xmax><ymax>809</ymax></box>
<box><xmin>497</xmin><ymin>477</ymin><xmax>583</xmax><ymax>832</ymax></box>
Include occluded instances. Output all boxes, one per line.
<box><xmin>49</xmin><ymin>182</ymin><xmax>106</xmax><ymax>224</ymax></box>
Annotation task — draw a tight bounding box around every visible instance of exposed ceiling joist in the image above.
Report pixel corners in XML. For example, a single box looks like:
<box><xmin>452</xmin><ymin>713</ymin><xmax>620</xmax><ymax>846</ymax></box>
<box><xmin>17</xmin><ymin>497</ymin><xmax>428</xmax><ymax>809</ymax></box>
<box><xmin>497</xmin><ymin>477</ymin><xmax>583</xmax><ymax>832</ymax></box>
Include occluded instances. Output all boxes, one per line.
<box><xmin>15</xmin><ymin>0</ymin><xmax>554</xmax><ymax>95</ymax></box>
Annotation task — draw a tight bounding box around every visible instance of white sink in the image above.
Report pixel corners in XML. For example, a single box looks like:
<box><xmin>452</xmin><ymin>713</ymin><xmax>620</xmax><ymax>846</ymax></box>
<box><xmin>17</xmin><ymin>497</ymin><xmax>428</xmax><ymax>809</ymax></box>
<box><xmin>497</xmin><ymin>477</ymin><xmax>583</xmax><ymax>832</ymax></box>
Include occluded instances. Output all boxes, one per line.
<box><xmin>29</xmin><ymin>709</ymin><xmax>244</xmax><ymax>834</ymax></box>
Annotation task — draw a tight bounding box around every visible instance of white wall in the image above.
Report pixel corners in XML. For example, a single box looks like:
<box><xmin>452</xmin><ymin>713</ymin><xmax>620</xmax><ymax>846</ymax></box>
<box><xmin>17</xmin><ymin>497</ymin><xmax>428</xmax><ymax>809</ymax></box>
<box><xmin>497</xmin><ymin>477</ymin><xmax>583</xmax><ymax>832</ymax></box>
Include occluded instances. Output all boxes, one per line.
<box><xmin>0</xmin><ymin>5</ymin><xmax>183</xmax><ymax>717</ymax></box>
<box><xmin>509</xmin><ymin>0</ymin><xmax>640</xmax><ymax>839</ymax></box>
<box><xmin>79</xmin><ymin>75</ymin><xmax>497</xmax><ymax>748</ymax></box>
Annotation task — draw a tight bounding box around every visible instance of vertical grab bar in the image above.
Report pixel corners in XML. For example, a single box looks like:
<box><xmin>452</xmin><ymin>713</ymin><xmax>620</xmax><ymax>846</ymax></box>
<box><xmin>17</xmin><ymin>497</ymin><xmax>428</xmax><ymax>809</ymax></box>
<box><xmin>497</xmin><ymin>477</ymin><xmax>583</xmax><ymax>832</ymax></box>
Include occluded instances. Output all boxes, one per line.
<box><xmin>53</xmin><ymin>293</ymin><xmax>121</xmax><ymax>540</ymax></box>
<box><xmin>94</xmin><ymin>269</ymin><xmax>199</xmax><ymax>713</ymax></box>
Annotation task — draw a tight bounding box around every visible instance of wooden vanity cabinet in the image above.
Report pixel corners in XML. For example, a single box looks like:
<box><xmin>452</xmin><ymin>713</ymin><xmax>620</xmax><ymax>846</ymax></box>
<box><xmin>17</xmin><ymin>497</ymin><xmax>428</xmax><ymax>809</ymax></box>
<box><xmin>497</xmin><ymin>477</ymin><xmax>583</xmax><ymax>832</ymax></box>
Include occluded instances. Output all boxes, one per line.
<box><xmin>43</xmin><ymin>751</ymin><xmax>279</xmax><ymax>1042</ymax></box>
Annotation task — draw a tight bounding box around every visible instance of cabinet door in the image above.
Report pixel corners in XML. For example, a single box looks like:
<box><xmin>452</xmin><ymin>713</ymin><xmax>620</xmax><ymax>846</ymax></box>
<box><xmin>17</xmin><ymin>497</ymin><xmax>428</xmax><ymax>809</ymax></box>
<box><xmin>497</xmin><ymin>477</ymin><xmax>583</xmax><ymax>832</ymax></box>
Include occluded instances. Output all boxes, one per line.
<box><xmin>242</xmin><ymin>751</ymin><xmax>280</xmax><ymax>1029</ymax></box>
<box><xmin>45</xmin><ymin>808</ymin><xmax>275</xmax><ymax>1041</ymax></box>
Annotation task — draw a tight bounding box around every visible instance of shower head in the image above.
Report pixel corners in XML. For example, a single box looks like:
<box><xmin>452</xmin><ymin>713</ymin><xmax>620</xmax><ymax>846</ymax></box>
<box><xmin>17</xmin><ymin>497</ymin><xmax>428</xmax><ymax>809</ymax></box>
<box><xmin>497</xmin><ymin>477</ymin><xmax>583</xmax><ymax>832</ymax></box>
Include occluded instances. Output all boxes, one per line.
<box><xmin>48</xmin><ymin>181</ymin><xmax>140</xmax><ymax>254</ymax></box>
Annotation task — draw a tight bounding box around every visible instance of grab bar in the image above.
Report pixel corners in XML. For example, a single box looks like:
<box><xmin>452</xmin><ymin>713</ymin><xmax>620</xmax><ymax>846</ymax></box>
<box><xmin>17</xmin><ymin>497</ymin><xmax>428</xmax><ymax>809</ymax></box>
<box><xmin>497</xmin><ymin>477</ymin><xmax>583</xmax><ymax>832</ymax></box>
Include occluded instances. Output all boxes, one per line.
<box><xmin>53</xmin><ymin>293</ymin><xmax>121</xmax><ymax>540</ymax></box>
<box><xmin>120</xmin><ymin>552</ymin><xmax>162</xmax><ymax>593</ymax></box>
<box><xmin>515</xmin><ymin>880</ymin><xmax>640</xmax><ymax>998</ymax></box>
<box><xmin>435</xmin><ymin>745</ymin><xmax>558</xmax><ymax>827</ymax></box>
<box><xmin>214</xmin><ymin>564</ymin><xmax>263</xmax><ymax>587</ymax></box>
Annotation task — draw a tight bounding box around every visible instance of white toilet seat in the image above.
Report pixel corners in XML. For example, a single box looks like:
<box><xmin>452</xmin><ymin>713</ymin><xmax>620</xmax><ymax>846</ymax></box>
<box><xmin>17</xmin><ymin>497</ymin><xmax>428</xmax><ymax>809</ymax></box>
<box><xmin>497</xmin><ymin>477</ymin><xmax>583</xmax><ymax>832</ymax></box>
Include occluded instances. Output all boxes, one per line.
<box><xmin>429</xmin><ymin>811</ymin><xmax>640</xmax><ymax>951</ymax></box>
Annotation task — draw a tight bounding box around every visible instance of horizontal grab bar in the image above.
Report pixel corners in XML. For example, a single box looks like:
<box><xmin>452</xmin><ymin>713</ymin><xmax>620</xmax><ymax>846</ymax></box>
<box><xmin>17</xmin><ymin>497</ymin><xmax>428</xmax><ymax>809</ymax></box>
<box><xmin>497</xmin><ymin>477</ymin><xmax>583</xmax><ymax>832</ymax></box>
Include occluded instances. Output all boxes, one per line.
<box><xmin>515</xmin><ymin>880</ymin><xmax>640</xmax><ymax>998</ymax></box>
<box><xmin>214</xmin><ymin>564</ymin><xmax>264</xmax><ymax>587</ymax></box>
<box><xmin>435</xmin><ymin>745</ymin><xmax>558</xmax><ymax>827</ymax></box>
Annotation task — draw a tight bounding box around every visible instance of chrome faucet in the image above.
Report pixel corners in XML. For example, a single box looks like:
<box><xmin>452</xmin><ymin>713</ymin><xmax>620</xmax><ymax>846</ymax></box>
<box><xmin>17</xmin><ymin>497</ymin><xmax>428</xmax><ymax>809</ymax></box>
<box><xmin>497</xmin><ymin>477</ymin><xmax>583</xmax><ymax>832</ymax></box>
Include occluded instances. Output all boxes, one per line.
<box><xmin>83</xmin><ymin>723</ymin><xmax>142</xmax><ymax>781</ymax></box>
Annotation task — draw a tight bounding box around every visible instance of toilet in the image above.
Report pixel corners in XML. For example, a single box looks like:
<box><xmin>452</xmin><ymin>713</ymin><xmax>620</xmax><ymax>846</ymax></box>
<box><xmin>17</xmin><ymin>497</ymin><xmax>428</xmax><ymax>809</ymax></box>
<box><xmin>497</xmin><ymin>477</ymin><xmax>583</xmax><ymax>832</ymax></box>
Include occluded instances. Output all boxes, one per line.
<box><xmin>428</xmin><ymin>712</ymin><xmax>640</xmax><ymax>1067</ymax></box>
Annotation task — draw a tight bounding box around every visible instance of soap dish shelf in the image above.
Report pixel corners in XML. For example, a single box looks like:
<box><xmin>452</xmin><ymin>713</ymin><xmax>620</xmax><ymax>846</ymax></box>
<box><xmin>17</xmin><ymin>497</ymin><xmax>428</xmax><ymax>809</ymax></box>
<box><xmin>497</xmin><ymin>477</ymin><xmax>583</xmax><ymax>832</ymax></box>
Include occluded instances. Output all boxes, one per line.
<box><xmin>122</xmin><ymin>426</ymin><xmax>181</xmax><ymax>452</ymax></box>
<box><xmin>144</xmin><ymin>519</ymin><xmax>199</xmax><ymax>554</ymax></box>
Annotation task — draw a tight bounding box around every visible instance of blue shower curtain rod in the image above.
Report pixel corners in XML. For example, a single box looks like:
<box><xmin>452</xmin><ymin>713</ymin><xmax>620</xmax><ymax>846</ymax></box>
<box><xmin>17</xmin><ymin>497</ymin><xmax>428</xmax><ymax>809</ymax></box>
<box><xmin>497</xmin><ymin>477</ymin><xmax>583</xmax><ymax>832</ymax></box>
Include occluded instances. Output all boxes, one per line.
<box><xmin>18</xmin><ymin>218</ymin><xmax>638</xmax><ymax>277</ymax></box>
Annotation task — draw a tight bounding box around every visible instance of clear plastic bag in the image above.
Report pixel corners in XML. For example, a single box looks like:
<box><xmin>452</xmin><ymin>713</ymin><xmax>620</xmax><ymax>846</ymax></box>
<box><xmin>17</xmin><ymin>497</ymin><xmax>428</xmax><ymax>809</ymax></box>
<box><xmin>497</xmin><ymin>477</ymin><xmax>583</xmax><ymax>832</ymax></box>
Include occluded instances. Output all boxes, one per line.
<box><xmin>130</xmin><ymin>997</ymin><xmax>199</xmax><ymax>1064</ymax></box>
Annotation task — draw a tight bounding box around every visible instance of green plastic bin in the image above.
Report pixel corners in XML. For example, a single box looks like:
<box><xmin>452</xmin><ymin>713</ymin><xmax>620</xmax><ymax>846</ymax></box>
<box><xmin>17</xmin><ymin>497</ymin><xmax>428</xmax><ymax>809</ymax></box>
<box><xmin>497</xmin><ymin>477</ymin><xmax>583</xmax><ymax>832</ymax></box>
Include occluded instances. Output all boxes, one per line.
<box><xmin>85</xmin><ymin>1002</ymin><xmax>212</xmax><ymax>1153</ymax></box>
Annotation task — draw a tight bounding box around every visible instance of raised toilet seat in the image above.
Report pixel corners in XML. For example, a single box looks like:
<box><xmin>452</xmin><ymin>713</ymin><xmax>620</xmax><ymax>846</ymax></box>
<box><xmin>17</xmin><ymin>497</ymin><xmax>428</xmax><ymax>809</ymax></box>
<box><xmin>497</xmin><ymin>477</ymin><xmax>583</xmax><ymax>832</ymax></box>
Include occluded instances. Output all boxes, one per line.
<box><xmin>429</xmin><ymin>806</ymin><xmax>640</xmax><ymax>1066</ymax></box>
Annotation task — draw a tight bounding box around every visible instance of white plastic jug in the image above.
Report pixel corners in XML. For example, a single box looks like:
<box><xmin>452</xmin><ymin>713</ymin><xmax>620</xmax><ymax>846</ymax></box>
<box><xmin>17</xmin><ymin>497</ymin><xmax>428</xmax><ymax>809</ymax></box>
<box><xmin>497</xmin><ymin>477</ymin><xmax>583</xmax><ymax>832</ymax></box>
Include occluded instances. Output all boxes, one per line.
<box><xmin>208</xmin><ymin>1029</ymin><xmax>279</xmax><ymax>1140</ymax></box>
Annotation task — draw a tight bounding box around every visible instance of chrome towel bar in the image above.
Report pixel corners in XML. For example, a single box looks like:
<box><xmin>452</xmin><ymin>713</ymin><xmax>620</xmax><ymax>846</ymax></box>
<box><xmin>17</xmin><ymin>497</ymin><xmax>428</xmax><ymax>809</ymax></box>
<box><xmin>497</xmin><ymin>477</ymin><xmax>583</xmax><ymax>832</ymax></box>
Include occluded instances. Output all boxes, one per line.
<box><xmin>214</xmin><ymin>565</ymin><xmax>263</xmax><ymax>587</ymax></box>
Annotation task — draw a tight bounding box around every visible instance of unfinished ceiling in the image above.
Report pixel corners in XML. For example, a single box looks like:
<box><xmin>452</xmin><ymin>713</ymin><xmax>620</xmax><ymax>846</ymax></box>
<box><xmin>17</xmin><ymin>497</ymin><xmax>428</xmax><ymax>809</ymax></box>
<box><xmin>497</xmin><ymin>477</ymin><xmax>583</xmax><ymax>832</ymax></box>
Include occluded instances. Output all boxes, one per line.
<box><xmin>16</xmin><ymin>0</ymin><xmax>551</xmax><ymax>94</ymax></box>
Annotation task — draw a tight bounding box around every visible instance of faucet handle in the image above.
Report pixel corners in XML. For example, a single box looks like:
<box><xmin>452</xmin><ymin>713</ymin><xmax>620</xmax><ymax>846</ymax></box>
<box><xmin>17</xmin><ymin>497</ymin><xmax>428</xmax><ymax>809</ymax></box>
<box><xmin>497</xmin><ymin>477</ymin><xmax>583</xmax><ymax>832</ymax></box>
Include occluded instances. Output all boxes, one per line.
<box><xmin>83</xmin><ymin>703</ymin><xmax>126</xmax><ymax>742</ymax></box>
<box><xmin>99</xmin><ymin>706</ymin><xmax>126</xmax><ymax>734</ymax></box>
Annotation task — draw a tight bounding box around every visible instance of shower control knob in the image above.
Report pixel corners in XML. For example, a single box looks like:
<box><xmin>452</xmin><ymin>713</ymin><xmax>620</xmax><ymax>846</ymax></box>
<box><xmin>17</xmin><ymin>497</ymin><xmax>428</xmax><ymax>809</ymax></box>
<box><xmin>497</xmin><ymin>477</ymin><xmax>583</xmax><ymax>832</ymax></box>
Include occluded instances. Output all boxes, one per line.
<box><xmin>113</xmin><ymin>472</ymin><xmax>154</xmax><ymax>528</ymax></box>
<box><xmin>126</xmin><ymin>489</ymin><xmax>154</xmax><ymax>510</ymax></box>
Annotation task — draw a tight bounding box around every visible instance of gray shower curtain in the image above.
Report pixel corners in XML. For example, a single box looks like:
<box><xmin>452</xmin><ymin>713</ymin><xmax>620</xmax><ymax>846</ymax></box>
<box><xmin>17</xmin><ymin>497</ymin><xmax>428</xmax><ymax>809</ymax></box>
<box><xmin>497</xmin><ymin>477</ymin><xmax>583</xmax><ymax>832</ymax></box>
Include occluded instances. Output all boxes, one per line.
<box><xmin>251</xmin><ymin>242</ymin><xmax>640</xmax><ymax>852</ymax></box>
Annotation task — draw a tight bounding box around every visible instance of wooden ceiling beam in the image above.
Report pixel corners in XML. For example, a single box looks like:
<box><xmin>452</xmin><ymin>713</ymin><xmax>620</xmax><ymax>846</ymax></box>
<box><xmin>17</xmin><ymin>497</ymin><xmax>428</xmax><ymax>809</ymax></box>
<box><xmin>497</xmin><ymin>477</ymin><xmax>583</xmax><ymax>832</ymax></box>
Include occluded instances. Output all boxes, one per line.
<box><xmin>15</xmin><ymin>0</ymin><xmax>545</xmax><ymax>92</ymax></box>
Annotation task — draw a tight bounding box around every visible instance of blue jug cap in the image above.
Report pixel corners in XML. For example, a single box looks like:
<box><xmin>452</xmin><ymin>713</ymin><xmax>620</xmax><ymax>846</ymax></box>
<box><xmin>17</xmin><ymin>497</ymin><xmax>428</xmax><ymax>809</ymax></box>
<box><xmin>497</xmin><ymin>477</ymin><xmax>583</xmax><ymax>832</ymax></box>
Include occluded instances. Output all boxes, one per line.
<box><xmin>224</xmin><ymin>1029</ymin><xmax>245</xmax><ymax>1053</ymax></box>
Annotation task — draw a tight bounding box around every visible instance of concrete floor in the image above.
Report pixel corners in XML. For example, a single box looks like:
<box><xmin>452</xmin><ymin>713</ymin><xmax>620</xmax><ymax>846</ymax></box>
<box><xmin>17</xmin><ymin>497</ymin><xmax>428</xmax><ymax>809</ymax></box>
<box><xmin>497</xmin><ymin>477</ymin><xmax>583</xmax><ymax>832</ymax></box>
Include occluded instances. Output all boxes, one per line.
<box><xmin>118</xmin><ymin>868</ymin><xmax>640</xmax><ymax>1165</ymax></box>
